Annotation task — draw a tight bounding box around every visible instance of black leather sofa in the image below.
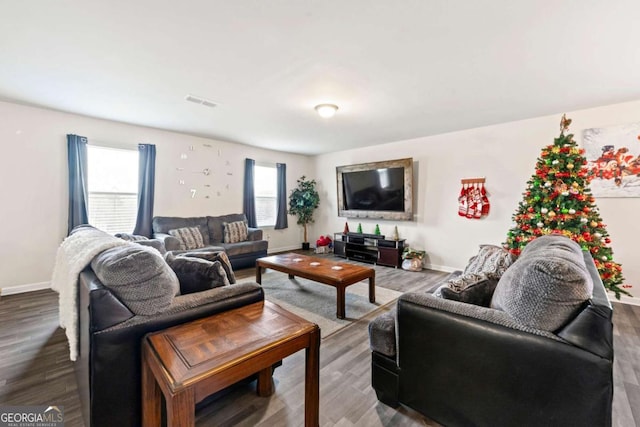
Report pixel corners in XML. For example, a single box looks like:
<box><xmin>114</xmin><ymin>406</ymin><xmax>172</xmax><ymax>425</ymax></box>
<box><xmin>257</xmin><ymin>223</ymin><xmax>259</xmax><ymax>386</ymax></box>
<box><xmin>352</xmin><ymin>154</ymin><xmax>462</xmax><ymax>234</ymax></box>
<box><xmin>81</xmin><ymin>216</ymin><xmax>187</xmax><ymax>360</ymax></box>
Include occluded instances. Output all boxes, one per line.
<box><xmin>75</xmin><ymin>268</ymin><xmax>266</xmax><ymax>427</ymax></box>
<box><xmin>369</xmin><ymin>249</ymin><xmax>614</xmax><ymax>427</ymax></box>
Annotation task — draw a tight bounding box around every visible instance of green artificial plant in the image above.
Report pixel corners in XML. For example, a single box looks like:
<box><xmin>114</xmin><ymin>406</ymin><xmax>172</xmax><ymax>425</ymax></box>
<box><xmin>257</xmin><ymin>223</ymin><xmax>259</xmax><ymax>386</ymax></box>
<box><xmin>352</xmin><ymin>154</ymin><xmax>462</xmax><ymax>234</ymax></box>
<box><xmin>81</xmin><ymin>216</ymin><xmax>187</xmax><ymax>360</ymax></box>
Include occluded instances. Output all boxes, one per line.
<box><xmin>288</xmin><ymin>176</ymin><xmax>320</xmax><ymax>247</ymax></box>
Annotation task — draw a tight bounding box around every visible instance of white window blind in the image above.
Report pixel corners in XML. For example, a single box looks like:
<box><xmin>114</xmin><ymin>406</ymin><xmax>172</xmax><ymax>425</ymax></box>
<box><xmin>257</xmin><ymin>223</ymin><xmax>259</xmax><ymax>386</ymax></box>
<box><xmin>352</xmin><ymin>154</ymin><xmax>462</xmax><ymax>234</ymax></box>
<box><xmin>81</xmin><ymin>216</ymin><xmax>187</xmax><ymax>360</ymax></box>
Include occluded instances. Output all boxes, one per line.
<box><xmin>254</xmin><ymin>164</ymin><xmax>277</xmax><ymax>227</ymax></box>
<box><xmin>87</xmin><ymin>145</ymin><xmax>138</xmax><ymax>234</ymax></box>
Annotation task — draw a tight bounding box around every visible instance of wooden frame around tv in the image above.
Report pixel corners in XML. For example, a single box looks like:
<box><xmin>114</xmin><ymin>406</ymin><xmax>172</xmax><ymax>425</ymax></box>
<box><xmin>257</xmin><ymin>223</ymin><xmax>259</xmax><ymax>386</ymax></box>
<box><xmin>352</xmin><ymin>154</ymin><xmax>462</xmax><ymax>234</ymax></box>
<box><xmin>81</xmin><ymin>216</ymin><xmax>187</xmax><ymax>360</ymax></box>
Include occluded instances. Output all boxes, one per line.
<box><xmin>336</xmin><ymin>158</ymin><xmax>413</xmax><ymax>221</ymax></box>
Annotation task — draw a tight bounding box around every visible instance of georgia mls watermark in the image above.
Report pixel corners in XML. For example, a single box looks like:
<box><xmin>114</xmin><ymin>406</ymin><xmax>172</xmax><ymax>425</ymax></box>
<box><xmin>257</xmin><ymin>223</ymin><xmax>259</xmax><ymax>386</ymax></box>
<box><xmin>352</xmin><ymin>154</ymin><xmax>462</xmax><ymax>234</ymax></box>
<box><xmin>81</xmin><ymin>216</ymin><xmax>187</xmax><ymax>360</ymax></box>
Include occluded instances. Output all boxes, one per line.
<box><xmin>0</xmin><ymin>406</ymin><xmax>64</xmax><ymax>427</ymax></box>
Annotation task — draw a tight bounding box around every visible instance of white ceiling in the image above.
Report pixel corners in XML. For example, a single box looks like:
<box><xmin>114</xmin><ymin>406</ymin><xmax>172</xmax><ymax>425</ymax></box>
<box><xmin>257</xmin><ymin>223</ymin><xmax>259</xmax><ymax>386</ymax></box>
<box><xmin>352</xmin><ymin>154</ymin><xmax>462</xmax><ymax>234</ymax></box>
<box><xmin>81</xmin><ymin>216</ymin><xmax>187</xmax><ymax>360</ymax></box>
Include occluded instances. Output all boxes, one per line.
<box><xmin>2</xmin><ymin>1</ymin><xmax>640</xmax><ymax>155</ymax></box>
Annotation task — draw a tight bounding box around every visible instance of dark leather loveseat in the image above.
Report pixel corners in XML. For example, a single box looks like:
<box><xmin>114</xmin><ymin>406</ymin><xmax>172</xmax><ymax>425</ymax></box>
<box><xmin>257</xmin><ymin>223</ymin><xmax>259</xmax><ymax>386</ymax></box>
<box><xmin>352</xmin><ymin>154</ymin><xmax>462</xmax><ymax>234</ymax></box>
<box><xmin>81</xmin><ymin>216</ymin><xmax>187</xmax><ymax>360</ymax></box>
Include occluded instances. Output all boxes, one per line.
<box><xmin>75</xmin><ymin>268</ymin><xmax>265</xmax><ymax>427</ymax></box>
<box><xmin>369</xmin><ymin>237</ymin><xmax>614</xmax><ymax>426</ymax></box>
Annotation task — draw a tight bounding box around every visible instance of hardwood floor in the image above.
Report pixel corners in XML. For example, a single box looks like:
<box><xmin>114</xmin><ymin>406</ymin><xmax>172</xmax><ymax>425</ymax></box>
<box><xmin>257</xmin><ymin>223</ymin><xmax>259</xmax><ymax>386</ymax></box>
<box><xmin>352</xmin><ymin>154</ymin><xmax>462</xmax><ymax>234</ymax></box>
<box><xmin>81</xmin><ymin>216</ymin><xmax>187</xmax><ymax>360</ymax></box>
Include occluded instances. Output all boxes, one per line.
<box><xmin>1</xmin><ymin>266</ymin><xmax>639</xmax><ymax>426</ymax></box>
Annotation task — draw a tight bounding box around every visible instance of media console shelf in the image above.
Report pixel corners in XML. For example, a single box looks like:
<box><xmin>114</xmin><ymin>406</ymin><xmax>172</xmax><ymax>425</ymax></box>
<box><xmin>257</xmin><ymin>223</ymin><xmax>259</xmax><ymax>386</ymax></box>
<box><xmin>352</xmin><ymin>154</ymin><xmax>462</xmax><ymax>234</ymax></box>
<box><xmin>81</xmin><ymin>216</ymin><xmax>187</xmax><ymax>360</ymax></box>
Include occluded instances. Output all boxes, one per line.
<box><xmin>333</xmin><ymin>232</ymin><xmax>406</xmax><ymax>268</ymax></box>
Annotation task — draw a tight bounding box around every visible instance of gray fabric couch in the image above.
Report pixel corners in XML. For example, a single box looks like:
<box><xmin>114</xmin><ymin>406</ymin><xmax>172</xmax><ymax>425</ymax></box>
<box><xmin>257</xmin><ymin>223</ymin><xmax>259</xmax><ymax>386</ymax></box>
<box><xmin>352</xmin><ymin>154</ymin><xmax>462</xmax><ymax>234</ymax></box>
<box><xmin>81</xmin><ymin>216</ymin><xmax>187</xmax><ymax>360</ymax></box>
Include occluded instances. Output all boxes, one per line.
<box><xmin>152</xmin><ymin>213</ymin><xmax>268</xmax><ymax>270</ymax></box>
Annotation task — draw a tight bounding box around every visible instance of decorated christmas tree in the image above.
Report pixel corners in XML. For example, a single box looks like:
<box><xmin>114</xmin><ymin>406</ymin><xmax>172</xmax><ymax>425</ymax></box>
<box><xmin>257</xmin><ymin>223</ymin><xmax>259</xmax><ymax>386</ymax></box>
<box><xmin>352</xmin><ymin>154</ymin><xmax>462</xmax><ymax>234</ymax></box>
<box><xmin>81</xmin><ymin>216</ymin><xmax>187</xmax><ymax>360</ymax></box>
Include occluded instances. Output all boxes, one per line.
<box><xmin>505</xmin><ymin>115</ymin><xmax>629</xmax><ymax>298</ymax></box>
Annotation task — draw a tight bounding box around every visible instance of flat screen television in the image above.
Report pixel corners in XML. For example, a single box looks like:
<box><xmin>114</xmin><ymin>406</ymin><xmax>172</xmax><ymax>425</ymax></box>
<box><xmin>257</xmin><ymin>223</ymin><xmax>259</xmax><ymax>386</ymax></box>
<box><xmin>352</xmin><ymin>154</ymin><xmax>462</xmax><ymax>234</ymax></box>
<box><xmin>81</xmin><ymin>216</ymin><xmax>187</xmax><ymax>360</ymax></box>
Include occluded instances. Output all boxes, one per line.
<box><xmin>336</xmin><ymin>158</ymin><xmax>413</xmax><ymax>221</ymax></box>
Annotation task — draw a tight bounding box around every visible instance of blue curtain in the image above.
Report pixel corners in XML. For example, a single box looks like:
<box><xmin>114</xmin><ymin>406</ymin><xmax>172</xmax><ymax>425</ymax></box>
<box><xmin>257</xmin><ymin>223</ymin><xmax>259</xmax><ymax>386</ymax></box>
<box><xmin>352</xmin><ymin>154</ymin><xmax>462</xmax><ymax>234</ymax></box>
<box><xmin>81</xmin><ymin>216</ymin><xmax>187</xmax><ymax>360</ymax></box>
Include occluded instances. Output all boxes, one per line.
<box><xmin>133</xmin><ymin>144</ymin><xmax>156</xmax><ymax>237</ymax></box>
<box><xmin>243</xmin><ymin>158</ymin><xmax>257</xmax><ymax>227</ymax></box>
<box><xmin>275</xmin><ymin>163</ymin><xmax>288</xmax><ymax>229</ymax></box>
<box><xmin>67</xmin><ymin>134</ymin><xmax>89</xmax><ymax>235</ymax></box>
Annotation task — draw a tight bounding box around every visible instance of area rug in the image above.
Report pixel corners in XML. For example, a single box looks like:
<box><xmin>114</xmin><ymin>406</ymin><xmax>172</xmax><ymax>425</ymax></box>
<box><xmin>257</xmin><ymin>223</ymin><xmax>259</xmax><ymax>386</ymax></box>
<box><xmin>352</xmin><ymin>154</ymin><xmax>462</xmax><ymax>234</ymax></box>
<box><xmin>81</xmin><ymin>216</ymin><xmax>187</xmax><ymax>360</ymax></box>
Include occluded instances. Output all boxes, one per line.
<box><xmin>238</xmin><ymin>262</ymin><xmax>448</xmax><ymax>338</ymax></box>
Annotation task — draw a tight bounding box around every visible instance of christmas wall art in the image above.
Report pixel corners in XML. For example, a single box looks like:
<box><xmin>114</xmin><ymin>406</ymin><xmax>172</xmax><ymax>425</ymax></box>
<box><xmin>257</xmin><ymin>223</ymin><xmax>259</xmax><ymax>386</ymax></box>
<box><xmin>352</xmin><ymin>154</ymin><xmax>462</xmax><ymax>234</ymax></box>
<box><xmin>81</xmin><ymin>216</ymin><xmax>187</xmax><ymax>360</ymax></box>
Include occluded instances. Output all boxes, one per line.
<box><xmin>583</xmin><ymin>121</ymin><xmax>640</xmax><ymax>197</ymax></box>
<box><xmin>457</xmin><ymin>178</ymin><xmax>490</xmax><ymax>219</ymax></box>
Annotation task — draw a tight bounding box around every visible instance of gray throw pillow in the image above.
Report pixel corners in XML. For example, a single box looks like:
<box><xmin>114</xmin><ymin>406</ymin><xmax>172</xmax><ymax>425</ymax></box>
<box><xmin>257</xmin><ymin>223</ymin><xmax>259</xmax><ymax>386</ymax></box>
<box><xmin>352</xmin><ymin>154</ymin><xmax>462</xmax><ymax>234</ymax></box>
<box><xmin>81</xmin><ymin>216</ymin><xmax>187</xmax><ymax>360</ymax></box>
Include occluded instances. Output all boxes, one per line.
<box><xmin>490</xmin><ymin>235</ymin><xmax>593</xmax><ymax>332</ymax></box>
<box><xmin>464</xmin><ymin>244</ymin><xmax>516</xmax><ymax>279</ymax></box>
<box><xmin>179</xmin><ymin>250</ymin><xmax>236</xmax><ymax>284</ymax></box>
<box><xmin>223</xmin><ymin>220</ymin><xmax>248</xmax><ymax>243</ymax></box>
<box><xmin>439</xmin><ymin>274</ymin><xmax>499</xmax><ymax>307</ymax></box>
<box><xmin>165</xmin><ymin>253</ymin><xmax>230</xmax><ymax>294</ymax></box>
<box><xmin>168</xmin><ymin>226</ymin><xmax>205</xmax><ymax>250</ymax></box>
<box><xmin>91</xmin><ymin>244</ymin><xmax>179</xmax><ymax>315</ymax></box>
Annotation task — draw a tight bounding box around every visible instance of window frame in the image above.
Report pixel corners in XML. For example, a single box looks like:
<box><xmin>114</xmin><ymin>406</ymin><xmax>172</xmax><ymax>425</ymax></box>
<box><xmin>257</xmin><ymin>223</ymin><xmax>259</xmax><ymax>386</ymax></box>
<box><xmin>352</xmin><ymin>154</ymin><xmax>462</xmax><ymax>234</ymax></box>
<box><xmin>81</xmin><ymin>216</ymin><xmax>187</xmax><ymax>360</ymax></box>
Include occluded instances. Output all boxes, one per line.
<box><xmin>86</xmin><ymin>144</ymin><xmax>139</xmax><ymax>235</ymax></box>
<box><xmin>253</xmin><ymin>162</ymin><xmax>278</xmax><ymax>228</ymax></box>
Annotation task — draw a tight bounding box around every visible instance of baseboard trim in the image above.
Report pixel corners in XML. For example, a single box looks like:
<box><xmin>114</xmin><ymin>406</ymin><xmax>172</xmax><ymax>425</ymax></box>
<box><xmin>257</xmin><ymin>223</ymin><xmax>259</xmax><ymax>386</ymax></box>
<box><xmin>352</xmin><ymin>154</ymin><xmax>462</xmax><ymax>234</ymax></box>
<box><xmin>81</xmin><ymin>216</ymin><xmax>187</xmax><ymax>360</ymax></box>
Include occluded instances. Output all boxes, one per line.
<box><xmin>268</xmin><ymin>245</ymin><xmax>303</xmax><ymax>254</ymax></box>
<box><xmin>424</xmin><ymin>263</ymin><xmax>458</xmax><ymax>273</ymax></box>
<box><xmin>608</xmin><ymin>292</ymin><xmax>640</xmax><ymax>306</ymax></box>
<box><xmin>1</xmin><ymin>281</ymin><xmax>51</xmax><ymax>296</ymax></box>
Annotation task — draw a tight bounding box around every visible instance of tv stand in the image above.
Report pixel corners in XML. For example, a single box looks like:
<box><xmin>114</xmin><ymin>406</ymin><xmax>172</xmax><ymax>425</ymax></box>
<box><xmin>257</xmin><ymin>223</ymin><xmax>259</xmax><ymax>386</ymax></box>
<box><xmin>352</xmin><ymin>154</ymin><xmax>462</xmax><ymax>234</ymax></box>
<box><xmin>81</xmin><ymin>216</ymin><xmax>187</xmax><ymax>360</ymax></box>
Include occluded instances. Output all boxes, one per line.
<box><xmin>333</xmin><ymin>232</ymin><xmax>405</xmax><ymax>268</ymax></box>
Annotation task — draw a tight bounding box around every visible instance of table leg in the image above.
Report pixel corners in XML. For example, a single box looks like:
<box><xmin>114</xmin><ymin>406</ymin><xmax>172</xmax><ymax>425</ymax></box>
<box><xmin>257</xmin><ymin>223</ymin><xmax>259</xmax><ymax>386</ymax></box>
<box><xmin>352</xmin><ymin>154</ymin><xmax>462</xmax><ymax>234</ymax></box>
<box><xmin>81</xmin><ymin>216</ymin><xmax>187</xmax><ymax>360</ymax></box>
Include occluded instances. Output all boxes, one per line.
<box><xmin>369</xmin><ymin>276</ymin><xmax>376</xmax><ymax>303</ymax></box>
<box><xmin>305</xmin><ymin>327</ymin><xmax>320</xmax><ymax>427</ymax></box>
<box><xmin>337</xmin><ymin>287</ymin><xmax>345</xmax><ymax>319</ymax></box>
<box><xmin>141</xmin><ymin>346</ymin><xmax>161</xmax><ymax>427</ymax></box>
<box><xmin>166</xmin><ymin>389</ymin><xmax>195</xmax><ymax>427</ymax></box>
<box><xmin>288</xmin><ymin>274</ymin><xmax>295</xmax><ymax>280</ymax></box>
<box><xmin>257</xmin><ymin>367</ymin><xmax>275</xmax><ymax>397</ymax></box>
<box><xmin>256</xmin><ymin>264</ymin><xmax>262</xmax><ymax>284</ymax></box>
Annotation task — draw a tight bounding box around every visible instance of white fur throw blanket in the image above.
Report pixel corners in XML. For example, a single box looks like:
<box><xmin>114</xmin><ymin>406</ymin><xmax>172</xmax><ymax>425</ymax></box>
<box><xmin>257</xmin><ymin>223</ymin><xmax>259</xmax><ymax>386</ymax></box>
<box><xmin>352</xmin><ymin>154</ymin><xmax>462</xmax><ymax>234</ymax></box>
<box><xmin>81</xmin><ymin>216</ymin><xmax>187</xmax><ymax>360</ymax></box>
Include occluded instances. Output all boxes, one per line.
<box><xmin>51</xmin><ymin>227</ymin><xmax>128</xmax><ymax>361</ymax></box>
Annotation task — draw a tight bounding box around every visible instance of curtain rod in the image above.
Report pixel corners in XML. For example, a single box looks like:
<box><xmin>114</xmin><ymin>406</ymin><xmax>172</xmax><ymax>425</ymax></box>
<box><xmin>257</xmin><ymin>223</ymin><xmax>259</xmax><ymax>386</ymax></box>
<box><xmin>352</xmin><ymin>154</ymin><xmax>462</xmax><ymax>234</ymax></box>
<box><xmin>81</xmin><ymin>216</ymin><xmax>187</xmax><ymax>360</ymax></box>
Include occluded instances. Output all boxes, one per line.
<box><xmin>460</xmin><ymin>177</ymin><xmax>486</xmax><ymax>184</ymax></box>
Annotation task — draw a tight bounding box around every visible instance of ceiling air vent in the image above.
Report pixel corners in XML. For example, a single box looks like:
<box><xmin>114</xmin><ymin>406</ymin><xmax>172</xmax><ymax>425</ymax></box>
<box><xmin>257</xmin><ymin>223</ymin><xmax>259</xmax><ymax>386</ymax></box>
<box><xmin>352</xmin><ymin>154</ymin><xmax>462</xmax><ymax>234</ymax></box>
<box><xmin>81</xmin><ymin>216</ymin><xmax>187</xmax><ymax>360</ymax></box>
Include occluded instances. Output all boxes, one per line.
<box><xmin>185</xmin><ymin>94</ymin><xmax>218</xmax><ymax>108</ymax></box>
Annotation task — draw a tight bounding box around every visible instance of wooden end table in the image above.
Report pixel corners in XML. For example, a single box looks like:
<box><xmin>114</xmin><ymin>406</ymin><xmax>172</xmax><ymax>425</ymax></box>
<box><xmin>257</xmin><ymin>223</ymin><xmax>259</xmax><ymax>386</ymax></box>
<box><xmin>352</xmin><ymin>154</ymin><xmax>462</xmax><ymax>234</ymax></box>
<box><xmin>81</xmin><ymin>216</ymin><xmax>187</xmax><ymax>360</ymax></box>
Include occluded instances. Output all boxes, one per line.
<box><xmin>142</xmin><ymin>301</ymin><xmax>320</xmax><ymax>427</ymax></box>
<box><xmin>256</xmin><ymin>253</ymin><xmax>376</xmax><ymax>319</ymax></box>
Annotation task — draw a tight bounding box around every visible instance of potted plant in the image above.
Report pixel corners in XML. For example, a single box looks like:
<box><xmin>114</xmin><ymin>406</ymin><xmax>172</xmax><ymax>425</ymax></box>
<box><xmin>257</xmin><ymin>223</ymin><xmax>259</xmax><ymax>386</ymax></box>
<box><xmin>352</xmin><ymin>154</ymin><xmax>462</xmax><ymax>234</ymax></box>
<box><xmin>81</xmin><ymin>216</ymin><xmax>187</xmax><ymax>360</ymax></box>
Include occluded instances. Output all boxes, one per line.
<box><xmin>288</xmin><ymin>176</ymin><xmax>320</xmax><ymax>250</ymax></box>
<box><xmin>402</xmin><ymin>247</ymin><xmax>426</xmax><ymax>271</ymax></box>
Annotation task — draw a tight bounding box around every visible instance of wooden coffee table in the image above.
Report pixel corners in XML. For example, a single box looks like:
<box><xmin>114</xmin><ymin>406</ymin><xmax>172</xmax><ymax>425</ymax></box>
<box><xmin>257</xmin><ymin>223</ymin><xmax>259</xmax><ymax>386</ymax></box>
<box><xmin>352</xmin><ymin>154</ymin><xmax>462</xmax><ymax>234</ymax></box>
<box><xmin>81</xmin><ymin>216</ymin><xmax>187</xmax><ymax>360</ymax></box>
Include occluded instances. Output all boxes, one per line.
<box><xmin>142</xmin><ymin>301</ymin><xmax>320</xmax><ymax>427</ymax></box>
<box><xmin>256</xmin><ymin>253</ymin><xmax>376</xmax><ymax>319</ymax></box>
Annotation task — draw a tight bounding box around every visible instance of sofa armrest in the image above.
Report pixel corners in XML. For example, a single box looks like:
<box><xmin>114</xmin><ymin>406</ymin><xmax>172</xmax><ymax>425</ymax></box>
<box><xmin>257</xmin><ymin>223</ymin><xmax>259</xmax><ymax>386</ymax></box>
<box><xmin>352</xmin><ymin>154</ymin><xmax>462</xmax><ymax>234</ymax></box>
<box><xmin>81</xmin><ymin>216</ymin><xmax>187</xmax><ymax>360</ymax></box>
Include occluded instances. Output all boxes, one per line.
<box><xmin>399</xmin><ymin>292</ymin><xmax>561</xmax><ymax>340</ymax></box>
<box><xmin>153</xmin><ymin>232</ymin><xmax>181</xmax><ymax>251</ymax></box>
<box><xmin>396</xmin><ymin>294</ymin><xmax>613</xmax><ymax>427</ymax></box>
<box><xmin>102</xmin><ymin>282</ymin><xmax>264</xmax><ymax>333</ymax></box>
<box><xmin>86</xmin><ymin>282</ymin><xmax>264</xmax><ymax>427</ymax></box>
<box><xmin>247</xmin><ymin>227</ymin><xmax>263</xmax><ymax>241</ymax></box>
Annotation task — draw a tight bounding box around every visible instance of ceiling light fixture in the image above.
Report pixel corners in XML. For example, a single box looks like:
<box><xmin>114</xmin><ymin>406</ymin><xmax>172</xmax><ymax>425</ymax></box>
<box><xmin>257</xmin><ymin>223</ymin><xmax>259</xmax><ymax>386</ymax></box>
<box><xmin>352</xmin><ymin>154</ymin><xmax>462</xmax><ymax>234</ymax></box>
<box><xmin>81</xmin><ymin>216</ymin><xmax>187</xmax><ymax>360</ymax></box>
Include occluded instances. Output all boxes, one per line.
<box><xmin>315</xmin><ymin>103</ymin><xmax>338</xmax><ymax>118</ymax></box>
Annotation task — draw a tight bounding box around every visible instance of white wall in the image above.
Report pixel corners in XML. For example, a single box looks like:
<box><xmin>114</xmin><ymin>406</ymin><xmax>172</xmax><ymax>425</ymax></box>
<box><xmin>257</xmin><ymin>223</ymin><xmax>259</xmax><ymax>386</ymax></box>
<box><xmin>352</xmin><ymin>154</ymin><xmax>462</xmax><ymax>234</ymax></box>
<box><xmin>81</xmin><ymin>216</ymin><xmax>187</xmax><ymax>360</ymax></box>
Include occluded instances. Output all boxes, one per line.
<box><xmin>2</xmin><ymin>99</ymin><xmax>638</xmax><ymax>302</ymax></box>
<box><xmin>312</xmin><ymin>100</ymin><xmax>640</xmax><ymax>301</ymax></box>
<box><xmin>0</xmin><ymin>101</ymin><xmax>313</xmax><ymax>292</ymax></box>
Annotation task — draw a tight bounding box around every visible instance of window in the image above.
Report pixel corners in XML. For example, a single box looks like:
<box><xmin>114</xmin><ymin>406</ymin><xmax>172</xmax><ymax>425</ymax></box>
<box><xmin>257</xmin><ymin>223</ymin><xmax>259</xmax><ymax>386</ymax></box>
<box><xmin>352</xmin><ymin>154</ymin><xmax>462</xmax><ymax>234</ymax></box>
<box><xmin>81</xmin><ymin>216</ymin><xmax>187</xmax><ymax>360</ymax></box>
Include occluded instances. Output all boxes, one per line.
<box><xmin>87</xmin><ymin>145</ymin><xmax>138</xmax><ymax>234</ymax></box>
<box><xmin>254</xmin><ymin>164</ymin><xmax>277</xmax><ymax>227</ymax></box>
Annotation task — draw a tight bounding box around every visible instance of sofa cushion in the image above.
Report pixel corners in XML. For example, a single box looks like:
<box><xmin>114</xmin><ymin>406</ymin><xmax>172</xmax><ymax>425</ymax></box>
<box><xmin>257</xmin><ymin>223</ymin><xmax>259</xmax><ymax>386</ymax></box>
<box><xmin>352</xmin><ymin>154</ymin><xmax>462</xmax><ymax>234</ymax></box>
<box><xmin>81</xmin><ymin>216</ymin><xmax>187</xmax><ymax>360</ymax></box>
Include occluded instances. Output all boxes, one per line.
<box><xmin>114</xmin><ymin>232</ymin><xmax>166</xmax><ymax>254</ymax></box>
<box><xmin>169</xmin><ymin>226</ymin><xmax>205</xmax><ymax>250</ymax></box>
<box><xmin>207</xmin><ymin>213</ymin><xmax>247</xmax><ymax>243</ymax></box>
<box><xmin>438</xmin><ymin>273</ymin><xmax>499</xmax><ymax>307</ymax></box>
<box><xmin>133</xmin><ymin>239</ymin><xmax>167</xmax><ymax>255</ymax></box>
<box><xmin>179</xmin><ymin>250</ymin><xmax>236</xmax><ymax>284</ymax></box>
<box><xmin>91</xmin><ymin>244</ymin><xmax>179</xmax><ymax>315</ymax></box>
<box><xmin>165</xmin><ymin>253</ymin><xmax>229</xmax><ymax>294</ymax></box>
<box><xmin>223</xmin><ymin>220</ymin><xmax>248</xmax><ymax>243</ymax></box>
<box><xmin>490</xmin><ymin>235</ymin><xmax>593</xmax><ymax>332</ymax></box>
<box><xmin>221</xmin><ymin>240</ymin><xmax>269</xmax><ymax>257</ymax></box>
<box><xmin>152</xmin><ymin>216</ymin><xmax>210</xmax><ymax>245</ymax></box>
<box><xmin>115</xmin><ymin>233</ymin><xmax>148</xmax><ymax>241</ymax></box>
<box><xmin>463</xmin><ymin>244</ymin><xmax>516</xmax><ymax>279</ymax></box>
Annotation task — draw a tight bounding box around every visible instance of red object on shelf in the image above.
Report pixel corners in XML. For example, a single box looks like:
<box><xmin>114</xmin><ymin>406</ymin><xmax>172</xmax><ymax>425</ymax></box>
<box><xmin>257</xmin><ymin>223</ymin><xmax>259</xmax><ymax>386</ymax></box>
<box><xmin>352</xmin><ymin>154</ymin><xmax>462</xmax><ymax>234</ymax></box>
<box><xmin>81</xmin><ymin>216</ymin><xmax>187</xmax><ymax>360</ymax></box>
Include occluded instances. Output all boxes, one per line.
<box><xmin>316</xmin><ymin>235</ymin><xmax>332</xmax><ymax>247</ymax></box>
